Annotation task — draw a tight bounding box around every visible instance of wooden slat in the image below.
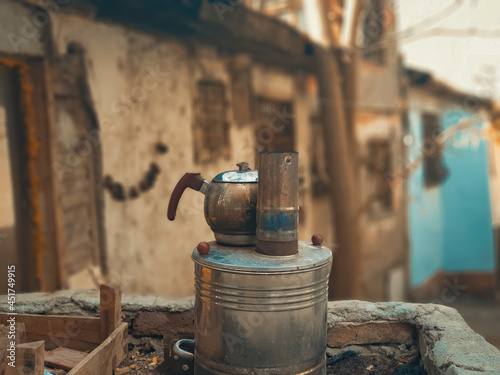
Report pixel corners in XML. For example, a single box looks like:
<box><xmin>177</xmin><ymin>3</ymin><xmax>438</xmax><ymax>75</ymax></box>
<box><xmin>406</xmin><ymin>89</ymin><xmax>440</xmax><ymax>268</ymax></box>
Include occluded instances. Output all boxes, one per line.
<box><xmin>29</xmin><ymin>59</ymin><xmax>65</xmax><ymax>292</ymax></box>
<box><xmin>25</xmin><ymin>333</ymin><xmax>96</xmax><ymax>352</ymax></box>
<box><xmin>45</xmin><ymin>347</ymin><xmax>88</xmax><ymax>371</ymax></box>
<box><xmin>99</xmin><ymin>285</ymin><xmax>121</xmax><ymax>341</ymax></box>
<box><xmin>3</xmin><ymin>340</ymin><xmax>44</xmax><ymax>375</ymax></box>
<box><xmin>0</xmin><ymin>314</ymin><xmax>100</xmax><ymax>350</ymax></box>
<box><xmin>40</xmin><ymin>57</ymin><xmax>69</xmax><ymax>290</ymax></box>
<box><xmin>67</xmin><ymin>322</ymin><xmax>128</xmax><ymax>375</ymax></box>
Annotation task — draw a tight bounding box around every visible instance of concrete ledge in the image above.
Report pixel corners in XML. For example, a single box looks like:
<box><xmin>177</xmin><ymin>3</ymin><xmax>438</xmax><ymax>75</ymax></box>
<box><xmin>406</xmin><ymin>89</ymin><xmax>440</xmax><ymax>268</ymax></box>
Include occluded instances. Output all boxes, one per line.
<box><xmin>2</xmin><ymin>292</ymin><xmax>499</xmax><ymax>374</ymax></box>
<box><xmin>327</xmin><ymin>321</ymin><xmax>415</xmax><ymax>348</ymax></box>
<box><xmin>328</xmin><ymin>301</ymin><xmax>500</xmax><ymax>375</ymax></box>
<box><xmin>0</xmin><ymin>289</ymin><xmax>194</xmax><ymax>337</ymax></box>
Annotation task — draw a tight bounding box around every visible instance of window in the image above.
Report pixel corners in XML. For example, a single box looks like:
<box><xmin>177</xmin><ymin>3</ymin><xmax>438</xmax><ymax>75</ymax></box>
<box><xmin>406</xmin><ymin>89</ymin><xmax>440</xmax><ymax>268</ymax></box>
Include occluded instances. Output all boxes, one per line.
<box><xmin>255</xmin><ymin>98</ymin><xmax>295</xmax><ymax>156</ymax></box>
<box><xmin>362</xmin><ymin>0</ymin><xmax>385</xmax><ymax>64</ymax></box>
<box><xmin>422</xmin><ymin>113</ymin><xmax>448</xmax><ymax>188</ymax></box>
<box><xmin>366</xmin><ymin>139</ymin><xmax>392</xmax><ymax>214</ymax></box>
<box><xmin>230</xmin><ymin>67</ymin><xmax>252</xmax><ymax>126</ymax></box>
<box><xmin>310</xmin><ymin>113</ymin><xmax>329</xmax><ymax>196</ymax></box>
<box><xmin>193</xmin><ymin>80</ymin><xmax>231</xmax><ymax>163</ymax></box>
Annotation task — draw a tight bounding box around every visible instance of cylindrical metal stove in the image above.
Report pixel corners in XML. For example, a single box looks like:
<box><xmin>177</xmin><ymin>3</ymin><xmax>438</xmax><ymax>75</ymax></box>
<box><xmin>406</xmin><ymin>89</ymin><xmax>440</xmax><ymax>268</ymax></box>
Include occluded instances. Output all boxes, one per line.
<box><xmin>256</xmin><ymin>152</ymin><xmax>299</xmax><ymax>256</ymax></box>
<box><xmin>192</xmin><ymin>241</ymin><xmax>332</xmax><ymax>375</ymax></box>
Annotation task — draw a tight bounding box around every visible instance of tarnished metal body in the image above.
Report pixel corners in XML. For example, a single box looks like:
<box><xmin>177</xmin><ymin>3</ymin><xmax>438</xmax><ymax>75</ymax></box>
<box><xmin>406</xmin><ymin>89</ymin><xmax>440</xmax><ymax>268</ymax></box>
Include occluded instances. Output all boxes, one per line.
<box><xmin>192</xmin><ymin>241</ymin><xmax>332</xmax><ymax>375</ymax></box>
<box><xmin>204</xmin><ymin>171</ymin><xmax>258</xmax><ymax>246</ymax></box>
<box><xmin>257</xmin><ymin>152</ymin><xmax>299</xmax><ymax>255</ymax></box>
<box><xmin>168</xmin><ymin>163</ymin><xmax>258</xmax><ymax>246</ymax></box>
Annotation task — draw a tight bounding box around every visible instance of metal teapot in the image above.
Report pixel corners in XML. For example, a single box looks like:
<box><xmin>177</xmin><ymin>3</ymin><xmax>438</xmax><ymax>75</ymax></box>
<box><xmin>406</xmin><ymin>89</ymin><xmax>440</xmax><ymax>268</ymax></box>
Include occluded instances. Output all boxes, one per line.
<box><xmin>167</xmin><ymin>162</ymin><xmax>258</xmax><ymax>246</ymax></box>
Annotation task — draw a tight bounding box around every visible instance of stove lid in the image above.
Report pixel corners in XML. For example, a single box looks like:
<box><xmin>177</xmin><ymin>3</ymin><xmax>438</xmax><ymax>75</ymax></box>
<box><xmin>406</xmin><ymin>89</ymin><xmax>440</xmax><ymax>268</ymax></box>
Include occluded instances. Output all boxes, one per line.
<box><xmin>192</xmin><ymin>241</ymin><xmax>332</xmax><ymax>272</ymax></box>
<box><xmin>212</xmin><ymin>170</ymin><xmax>258</xmax><ymax>183</ymax></box>
<box><xmin>212</xmin><ymin>161</ymin><xmax>258</xmax><ymax>183</ymax></box>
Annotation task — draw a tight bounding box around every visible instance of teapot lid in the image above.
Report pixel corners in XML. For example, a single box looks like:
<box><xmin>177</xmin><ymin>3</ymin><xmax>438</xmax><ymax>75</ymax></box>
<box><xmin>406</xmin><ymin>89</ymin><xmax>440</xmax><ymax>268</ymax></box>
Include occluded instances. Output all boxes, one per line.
<box><xmin>212</xmin><ymin>162</ymin><xmax>258</xmax><ymax>183</ymax></box>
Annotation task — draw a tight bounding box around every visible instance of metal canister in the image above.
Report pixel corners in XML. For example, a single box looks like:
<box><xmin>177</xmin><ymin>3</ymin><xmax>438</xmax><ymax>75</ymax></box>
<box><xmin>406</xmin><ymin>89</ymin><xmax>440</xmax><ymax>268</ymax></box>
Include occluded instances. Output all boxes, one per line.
<box><xmin>256</xmin><ymin>152</ymin><xmax>299</xmax><ymax>256</ymax></box>
<box><xmin>192</xmin><ymin>241</ymin><xmax>332</xmax><ymax>375</ymax></box>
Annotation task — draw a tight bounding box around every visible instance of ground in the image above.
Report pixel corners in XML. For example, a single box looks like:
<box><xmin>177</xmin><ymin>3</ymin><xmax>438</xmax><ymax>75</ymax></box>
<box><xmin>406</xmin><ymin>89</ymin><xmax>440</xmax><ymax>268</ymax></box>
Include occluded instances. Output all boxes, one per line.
<box><xmin>118</xmin><ymin>337</ymin><xmax>164</xmax><ymax>375</ymax></box>
<box><xmin>326</xmin><ymin>351</ymin><xmax>426</xmax><ymax>375</ymax></box>
<box><xmin>113</xmin><ymin>341</ymin><xmax>428</xmax><ymax>375</ymax></box>
<box><xmin>416</xmin><ymin>296</ymin><xmax>500</xmax><ymax>350</ymax></box>
<box><xmin>452</xmin><ymin>296</ymin><xmax>500</xmax><ymax>350</ymax></box>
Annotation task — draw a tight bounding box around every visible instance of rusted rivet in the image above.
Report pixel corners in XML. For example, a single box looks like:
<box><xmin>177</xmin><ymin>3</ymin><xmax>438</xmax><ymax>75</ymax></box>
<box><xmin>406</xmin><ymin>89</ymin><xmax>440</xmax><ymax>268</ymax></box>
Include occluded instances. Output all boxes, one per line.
<box><xmin>312</xmin><ymin>234</ymin><xmax>323</xmax><ymax>246</ymax></box>
<box><xmin>197</xmin><ymin>241</ymin><xmax>210</xmax><ymax>255</ymax></box>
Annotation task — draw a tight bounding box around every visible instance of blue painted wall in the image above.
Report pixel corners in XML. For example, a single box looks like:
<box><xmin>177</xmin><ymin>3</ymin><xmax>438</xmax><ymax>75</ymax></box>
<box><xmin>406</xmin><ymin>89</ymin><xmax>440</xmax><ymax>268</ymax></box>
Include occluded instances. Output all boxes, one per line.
<box><xmin>408</xmin><ymin>109</ymin><xmax>495</xmax><ymax>286</ymax></box>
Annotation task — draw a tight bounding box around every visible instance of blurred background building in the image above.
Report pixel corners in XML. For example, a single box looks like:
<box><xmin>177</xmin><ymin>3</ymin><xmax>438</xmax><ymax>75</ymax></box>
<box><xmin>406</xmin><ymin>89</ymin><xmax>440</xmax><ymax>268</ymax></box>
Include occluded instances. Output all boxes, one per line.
<box><xmin>0</xmin><ymin>0</ymin><xmax>499</xmax><ymax>323</ymax></box>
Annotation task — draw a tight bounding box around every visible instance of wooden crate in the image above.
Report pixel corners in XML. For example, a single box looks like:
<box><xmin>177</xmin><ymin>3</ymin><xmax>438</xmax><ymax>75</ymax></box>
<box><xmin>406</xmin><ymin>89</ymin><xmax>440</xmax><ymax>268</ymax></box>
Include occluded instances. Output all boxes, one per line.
<box><xmin>0</xmin><ymin>285</ymin><xmax>127</xmax><ymax>375</ymax></box>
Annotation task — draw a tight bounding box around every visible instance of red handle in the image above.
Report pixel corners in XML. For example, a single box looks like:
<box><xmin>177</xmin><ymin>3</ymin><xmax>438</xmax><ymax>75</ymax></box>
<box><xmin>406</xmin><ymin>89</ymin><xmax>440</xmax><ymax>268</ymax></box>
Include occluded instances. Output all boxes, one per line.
<box><xmin>167</xmin><ymin>173</ymin><xmax>205</xmax><ymax>221</ymax></box>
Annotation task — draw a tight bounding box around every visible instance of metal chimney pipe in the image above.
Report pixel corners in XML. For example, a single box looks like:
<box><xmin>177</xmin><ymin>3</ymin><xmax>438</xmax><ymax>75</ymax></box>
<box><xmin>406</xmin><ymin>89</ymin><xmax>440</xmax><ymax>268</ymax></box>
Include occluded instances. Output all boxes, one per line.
<box><xmin>256</xmin><ymin>151</ymin><xmax>299</xmax><ymax>256</ymax></box>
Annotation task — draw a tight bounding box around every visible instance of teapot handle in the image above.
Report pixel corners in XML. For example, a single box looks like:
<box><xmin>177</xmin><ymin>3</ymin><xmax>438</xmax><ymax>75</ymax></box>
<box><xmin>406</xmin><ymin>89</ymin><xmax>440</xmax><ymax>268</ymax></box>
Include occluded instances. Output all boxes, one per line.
<box><xmin>167</xmin><ymin>173</ymin><xmax>206</xmax><ymax>221</ymax></box>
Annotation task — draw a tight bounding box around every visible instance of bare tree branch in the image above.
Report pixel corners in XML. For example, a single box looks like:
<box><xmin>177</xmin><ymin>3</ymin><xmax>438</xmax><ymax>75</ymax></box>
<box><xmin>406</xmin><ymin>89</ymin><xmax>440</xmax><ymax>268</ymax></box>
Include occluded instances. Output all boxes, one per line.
<box><xmin>395</xmin><ymin>0</ymin><xmax>464</xmax><ymax>41</ymax></box>
<box><xmin>357</xmin><ymin>114</ymin><xmax>485</xmax><ymax>215</ymax></box>
<box><xmin>357</xmin><ymin>1</ymin><xmax>500</xmax><ymax>54</ymax></box>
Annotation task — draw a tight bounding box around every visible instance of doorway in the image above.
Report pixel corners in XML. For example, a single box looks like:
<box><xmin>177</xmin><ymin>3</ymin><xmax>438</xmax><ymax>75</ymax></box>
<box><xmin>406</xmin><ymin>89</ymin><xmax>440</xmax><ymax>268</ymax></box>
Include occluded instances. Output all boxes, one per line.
<box><xmin>0</xmin><ymin>64</ymin><xmax>19</xmax><ymax>294</ymax></box>
<box><xmin>0</xmin><ymin>57</ymin><xmax>68</xmax><ymax>292</ymax></box>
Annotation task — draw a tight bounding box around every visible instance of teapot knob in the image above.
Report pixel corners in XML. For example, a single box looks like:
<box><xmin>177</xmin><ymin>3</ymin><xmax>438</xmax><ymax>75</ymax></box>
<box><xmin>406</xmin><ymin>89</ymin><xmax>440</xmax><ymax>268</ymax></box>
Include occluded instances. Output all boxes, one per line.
<box><xmin>236</xmin><ymin>162</ymin><xmax>251</xmax><ymax>171</ymax></box>
<box><xmin>197</xmin><ymin>241</ymin><xmax>210</xmax><ymax>255</ymax></box>
<box><xmin>312</xmin><ymin>234</ymin><xmax>324</xmax><ymax>246</ymax></box>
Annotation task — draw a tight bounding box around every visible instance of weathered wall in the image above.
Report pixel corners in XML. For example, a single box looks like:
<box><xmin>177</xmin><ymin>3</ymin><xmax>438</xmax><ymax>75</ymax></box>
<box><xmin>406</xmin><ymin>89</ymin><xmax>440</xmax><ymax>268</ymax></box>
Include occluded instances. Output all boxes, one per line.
<box><xmin>0</xmin><ymin>0</ymin><xmax>408</xmax><ymax>300</ymax></box>
<box><xmin>355</xmin><ymin>110</ymin><xmax>408</xmax><ymax>301</ymax></box>
<box><xmin>0</xmin><ymin>0</ymin><xmax>45</xmax><ymax>56</ymax></box>
<box><xmin>440</xmin><ymin>109</ymin><xmax>494</xmax><ymax>272</ymax></box>
<box><xmin>48</xmin><ymin>10</ymin><xmax>317</xmax><ymax>297</ymax></box>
